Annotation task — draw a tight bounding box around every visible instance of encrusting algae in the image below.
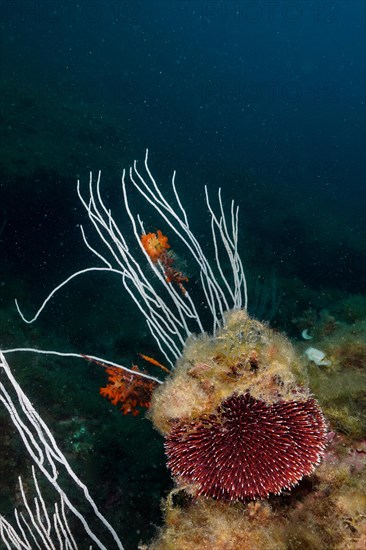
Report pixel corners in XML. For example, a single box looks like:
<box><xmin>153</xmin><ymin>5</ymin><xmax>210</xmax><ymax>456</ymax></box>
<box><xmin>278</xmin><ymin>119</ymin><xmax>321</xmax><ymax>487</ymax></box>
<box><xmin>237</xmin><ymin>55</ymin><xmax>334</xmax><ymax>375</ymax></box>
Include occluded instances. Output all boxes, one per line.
<box><xmin>291</xmin><ymin>294</ymin><xmax>366</xmax><ymax>445</ymax></box>
<box><xmin>150</xmin><ymin>309</ymin><xmax>312</xmax><ymax>434</ymax></box>
<box><xmin>148</xmin><ymin>458</ymin><xmax>366</xmax><ymax>550</ymax></box>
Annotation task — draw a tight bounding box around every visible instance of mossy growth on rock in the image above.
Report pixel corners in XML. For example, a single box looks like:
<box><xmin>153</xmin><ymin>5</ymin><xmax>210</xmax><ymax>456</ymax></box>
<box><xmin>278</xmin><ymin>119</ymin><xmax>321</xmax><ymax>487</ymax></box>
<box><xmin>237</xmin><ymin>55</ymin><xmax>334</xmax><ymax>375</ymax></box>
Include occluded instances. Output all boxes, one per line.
<box><xmin>150</xmin><ymin>309</ymin><xmax>310</xmax><ymax>435</ymax></box>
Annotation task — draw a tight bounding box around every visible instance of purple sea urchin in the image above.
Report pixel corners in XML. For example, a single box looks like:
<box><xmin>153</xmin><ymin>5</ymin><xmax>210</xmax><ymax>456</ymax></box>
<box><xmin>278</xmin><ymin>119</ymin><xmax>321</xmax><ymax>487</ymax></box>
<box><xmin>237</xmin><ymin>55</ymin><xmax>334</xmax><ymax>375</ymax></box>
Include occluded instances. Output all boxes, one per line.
<box><xmin>165</xmin><ymin>392</ymin><xmax>327</xmax><ymax>500</ymax></box>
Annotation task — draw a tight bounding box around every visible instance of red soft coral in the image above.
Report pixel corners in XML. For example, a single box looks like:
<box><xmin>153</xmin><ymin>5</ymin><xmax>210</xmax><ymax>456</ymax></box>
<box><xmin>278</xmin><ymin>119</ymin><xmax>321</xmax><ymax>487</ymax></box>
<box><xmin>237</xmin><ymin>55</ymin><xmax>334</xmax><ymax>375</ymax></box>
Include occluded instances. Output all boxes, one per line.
<box><xmin>100</xmin><ymin>365</ymin><xmax>157</xmax><ymax>416</ymax></box>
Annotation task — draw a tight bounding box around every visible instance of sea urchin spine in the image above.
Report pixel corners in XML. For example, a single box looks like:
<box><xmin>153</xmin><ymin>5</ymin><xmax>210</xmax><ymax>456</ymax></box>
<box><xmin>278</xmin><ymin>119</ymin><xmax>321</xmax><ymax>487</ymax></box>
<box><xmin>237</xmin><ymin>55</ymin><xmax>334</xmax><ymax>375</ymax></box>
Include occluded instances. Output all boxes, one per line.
<box><xmin>165</xmin><ymin>392</ymin><xmax>327</xmax><ymax>501</ymax></box>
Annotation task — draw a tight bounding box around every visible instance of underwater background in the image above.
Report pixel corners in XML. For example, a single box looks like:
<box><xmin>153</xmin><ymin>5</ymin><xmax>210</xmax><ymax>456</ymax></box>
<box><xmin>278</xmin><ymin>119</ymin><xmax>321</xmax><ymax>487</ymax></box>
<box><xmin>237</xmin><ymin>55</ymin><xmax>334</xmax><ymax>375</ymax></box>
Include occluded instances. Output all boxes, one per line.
<box><xmin>0</xmin><ymin>1</ymin><xmax>365</xmax><ymax>548</ymax></box>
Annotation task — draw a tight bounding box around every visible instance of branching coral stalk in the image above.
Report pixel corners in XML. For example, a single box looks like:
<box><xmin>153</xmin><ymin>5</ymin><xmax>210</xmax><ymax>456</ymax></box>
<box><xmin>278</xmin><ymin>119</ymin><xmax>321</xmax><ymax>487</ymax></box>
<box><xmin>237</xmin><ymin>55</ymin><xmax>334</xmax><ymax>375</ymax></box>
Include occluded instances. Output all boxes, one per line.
<box><xmin>0</xmin><ymin>351</ymin><xmax>124</xmax><ymax>550</ymax></box>
<box><xmin>2</xmin><ymin>348</ymin><xmax>163</xmax><ymax>385</ymax></box>
<box><xmin>0</xmin><ymin>467</ymin><xmax>79</xmax><ymax>550</ymax></box>
<box><xmin>4</xmin><ymin>153</ymin><xmax>248</xmax><ymax>548</ymax></box>
<box><xmin>15</xmin><ymin>151</ymin><xmax>247</xmax><ymax>369</ymax></box>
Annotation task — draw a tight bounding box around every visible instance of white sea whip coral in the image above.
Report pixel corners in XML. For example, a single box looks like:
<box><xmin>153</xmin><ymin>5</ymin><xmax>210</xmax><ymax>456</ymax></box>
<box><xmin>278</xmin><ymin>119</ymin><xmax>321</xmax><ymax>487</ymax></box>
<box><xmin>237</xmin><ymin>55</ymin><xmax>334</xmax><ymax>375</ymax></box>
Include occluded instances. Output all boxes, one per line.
<box><xmin>0</xmin><ymin>351</ymin><xmax>124</xmax><ymax>550</ymax></box>
<box><xmin>12</xmin><ymin>150</ymin><xmax>248</xmax><ymax>374</ymax></box>
<box><xmin>2</xmin><ymin>152</ymin><xmax>248</xmax><ymax>547</ymax></box>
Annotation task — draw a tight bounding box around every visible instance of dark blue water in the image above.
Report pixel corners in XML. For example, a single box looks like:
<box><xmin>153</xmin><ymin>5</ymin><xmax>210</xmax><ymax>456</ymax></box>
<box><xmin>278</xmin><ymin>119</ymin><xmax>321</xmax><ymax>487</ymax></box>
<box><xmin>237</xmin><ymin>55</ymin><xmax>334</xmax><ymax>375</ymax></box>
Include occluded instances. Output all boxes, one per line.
<box><xmin>0</xmin><ymin>1</ymin><xmax>365</xmax><ymax>548</ymax></box>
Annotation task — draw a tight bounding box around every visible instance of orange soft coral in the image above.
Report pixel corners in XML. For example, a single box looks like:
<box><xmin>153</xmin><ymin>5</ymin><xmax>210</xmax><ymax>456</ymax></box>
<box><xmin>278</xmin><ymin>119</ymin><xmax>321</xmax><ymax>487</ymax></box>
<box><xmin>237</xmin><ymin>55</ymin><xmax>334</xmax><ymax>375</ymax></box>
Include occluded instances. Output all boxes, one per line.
<box><xmin>141</xmin><ymin>230</ymin><xmax>170</xmax><ymax>262</ymax></box>
<box><xmin>141</xmin><ymin>230</ymin><xmax>188</xmax><ymax>294</ymax></box>
<box><xmin>100</xmin><ymin>365</ymin><xmax>157</xmax><ymax>416</ymax></box>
